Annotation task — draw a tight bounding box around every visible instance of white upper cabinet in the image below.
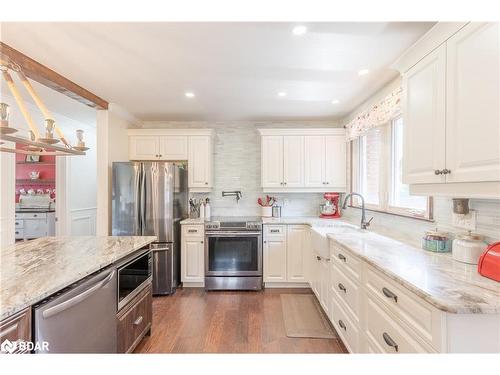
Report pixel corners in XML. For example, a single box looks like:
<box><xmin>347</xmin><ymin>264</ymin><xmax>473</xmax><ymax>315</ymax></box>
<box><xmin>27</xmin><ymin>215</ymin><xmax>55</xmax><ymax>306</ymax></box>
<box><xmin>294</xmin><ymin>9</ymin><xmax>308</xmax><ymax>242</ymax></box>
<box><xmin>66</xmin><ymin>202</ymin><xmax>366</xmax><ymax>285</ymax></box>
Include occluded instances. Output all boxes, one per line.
<box><xmin>283</xmin><ymin>136</ymin><xmax>304</xmax><ymax>187</ymax></box>
<box><xmin>259</xmin><ymin>129</ymin><xmax>346</xmax><ymax>192</ymax></box>
<box><xmin>304</xmin><ymin>136</ymin><xmax>325</xmax><ymax>187</ymax></box>
<box><xmin>445</xmin><ymin>22</ymin><xmax>500</xmax><ymax>183</ymax></box>
<box><xmin>402</xmin><ymin>44</ymin><xmax>447</xmax><ymax>184</ymax></box>
<box><xmin>398</xmin><ymin>22</ymin><xmax>500</xmax><ymax>197</ymax></box>
<box><xmin>129</xmin><ymin>135</ymin><xmax>160</xmax><ymax>160</ymax></box>
<box><xmin>188</xmin><ymin>136</ymin><xmax>212</xmax><ymax>189</ymax></box>
<box><xmin>128</xmin><ymin>129</ymin><xmax>214</xmax><ymax>191</ymax></box>
<box><xmin>325</xmin><ymin>135</ymin><xmax>347</xmax><ymax>188</ymax></box>
<box><xmin>159</xmin><ymin>135</ymin><xmax>188</xmax><ymax>160</ymax></box>
<box><xmin>261</xmin><ymin>136</ymin><xmax>284</xmax><ymax>188</ymax></box>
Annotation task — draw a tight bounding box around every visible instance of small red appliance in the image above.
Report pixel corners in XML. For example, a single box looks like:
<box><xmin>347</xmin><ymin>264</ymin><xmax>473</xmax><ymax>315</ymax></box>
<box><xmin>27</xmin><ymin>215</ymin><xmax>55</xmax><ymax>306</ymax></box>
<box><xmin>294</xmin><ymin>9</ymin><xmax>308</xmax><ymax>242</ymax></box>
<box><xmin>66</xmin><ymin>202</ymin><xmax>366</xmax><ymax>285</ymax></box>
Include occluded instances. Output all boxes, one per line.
<box><xmin>477</xmin><ymin>242</ymin><xmax>500</xmax><ymax>282</ymax></box>
<box><xmin>319</xmin><ymin>192</ymin><xmax>341</xmax><ymax>219</ymax></box>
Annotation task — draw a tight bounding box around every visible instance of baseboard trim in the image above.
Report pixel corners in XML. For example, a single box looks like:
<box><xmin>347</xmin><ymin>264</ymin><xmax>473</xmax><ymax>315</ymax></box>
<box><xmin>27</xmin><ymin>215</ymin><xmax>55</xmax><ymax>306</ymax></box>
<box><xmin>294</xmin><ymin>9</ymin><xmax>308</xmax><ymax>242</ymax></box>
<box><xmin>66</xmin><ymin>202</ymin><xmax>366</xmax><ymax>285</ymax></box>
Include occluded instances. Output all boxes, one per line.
<box><xmin>264</xmin><ymin>282</ymin><xmax>310</xmax><ymax>288</ymax></box>
<box><xmin>181</xmin><ymin>281</ymin><xmax>205</xmax><ymax>288</ymax></box>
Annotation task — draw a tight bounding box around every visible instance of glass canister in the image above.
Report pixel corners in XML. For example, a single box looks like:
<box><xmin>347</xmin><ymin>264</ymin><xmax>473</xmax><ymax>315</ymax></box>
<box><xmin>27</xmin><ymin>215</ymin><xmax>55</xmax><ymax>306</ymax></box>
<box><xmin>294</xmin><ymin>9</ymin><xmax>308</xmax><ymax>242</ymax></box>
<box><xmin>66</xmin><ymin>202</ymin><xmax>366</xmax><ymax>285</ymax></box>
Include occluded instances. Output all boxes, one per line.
<box><xmin>422</xmin><ymin>230</ymin><xmax>453</xmax><ymax>253</ymax></box>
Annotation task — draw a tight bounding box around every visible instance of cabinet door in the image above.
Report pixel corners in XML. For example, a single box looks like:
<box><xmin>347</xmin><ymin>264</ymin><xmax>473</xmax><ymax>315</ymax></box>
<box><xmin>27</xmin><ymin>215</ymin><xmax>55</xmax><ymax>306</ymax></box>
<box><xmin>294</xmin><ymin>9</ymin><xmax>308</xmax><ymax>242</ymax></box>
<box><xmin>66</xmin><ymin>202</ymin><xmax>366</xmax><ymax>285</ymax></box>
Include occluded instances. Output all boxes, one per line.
<box><xmin>286</xmin><ymin>225</ymin><xmax>308</xmax><ymax>282</ymax></box>
<box><xmin>446</xmin><ymin>22</ymin><xmax>500</xmax><ymax>183</ymax></box>
<box><xmin>261</xmin><ymin>136</ymin><xmax>284</xmax><ymax>188</ymax></box>
<box><xmin>402</xmin><ymin>44</ymin><xmax>447</xmax><ymax>184</ymax></box>
<box><xmin>24</xmin><ymin>219</ymin><xmax>48</xmax><ymax>239</ymax></box>
<box><xmin>304</xmin><ymin>136</ymin><xmax>326</xmax><ymax>187</ymax></box>
<box><xmin>283</xmin><ymin>136</ymin><xmax>304</xmax><ymax>187</ymax></box>
<box><xmin>319</xmin><ymin>259</ymin><xmax>331</xmax><ymax>316</ymax></box>
<box><xmin>182</xmin><ymin>237</ymin><xmax>204</xmax><ymax>282</ymax></box>
<box><xmin>188</xmin><ymin>136</ymin><xmax>212</xmax><ymax>189</ymax></box>
<box><xmin>159</xmin><ymin>135</ymin><xmax>188</xmax><ymax>160</ymax></box>
<box><xmin>310</xmin><ymin>253</ymin><xmax>320</xmax><ymax>298</ymax></box>
<box><xmin>129</xmin><ymin>136</ymin><xmax>160</xmax><ymax>160</ymax></box>
<box><xmin>324</xmin><ymin>135</ymin><xmax>347</xmax><ymax>190</ymax></box>
<box><xmin>263</xmin><ymin>237</ymin><xmax>287</xmax><ymax>282</ymax></box>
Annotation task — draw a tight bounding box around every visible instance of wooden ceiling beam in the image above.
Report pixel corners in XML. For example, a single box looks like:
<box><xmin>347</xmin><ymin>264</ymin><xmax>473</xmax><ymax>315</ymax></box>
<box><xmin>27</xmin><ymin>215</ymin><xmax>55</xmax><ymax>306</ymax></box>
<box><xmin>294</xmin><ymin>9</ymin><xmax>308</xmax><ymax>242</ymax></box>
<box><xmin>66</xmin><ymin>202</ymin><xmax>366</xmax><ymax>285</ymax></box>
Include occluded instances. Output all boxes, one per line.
<box><xmin>0</xmin><ymin>42</ymin><xmax>109</xmax><ymax>110</ymax></box>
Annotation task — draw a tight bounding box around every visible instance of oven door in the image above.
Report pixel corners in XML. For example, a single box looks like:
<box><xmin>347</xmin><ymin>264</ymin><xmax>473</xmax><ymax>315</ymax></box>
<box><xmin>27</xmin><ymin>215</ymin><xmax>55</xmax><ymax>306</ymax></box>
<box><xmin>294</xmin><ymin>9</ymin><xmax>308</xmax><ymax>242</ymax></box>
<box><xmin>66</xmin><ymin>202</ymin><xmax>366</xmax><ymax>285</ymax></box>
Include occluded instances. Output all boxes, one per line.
<box><xmin>205</xmin><ymin>232</ymin><xmax>262</xmax><ymax>276</ymax></box>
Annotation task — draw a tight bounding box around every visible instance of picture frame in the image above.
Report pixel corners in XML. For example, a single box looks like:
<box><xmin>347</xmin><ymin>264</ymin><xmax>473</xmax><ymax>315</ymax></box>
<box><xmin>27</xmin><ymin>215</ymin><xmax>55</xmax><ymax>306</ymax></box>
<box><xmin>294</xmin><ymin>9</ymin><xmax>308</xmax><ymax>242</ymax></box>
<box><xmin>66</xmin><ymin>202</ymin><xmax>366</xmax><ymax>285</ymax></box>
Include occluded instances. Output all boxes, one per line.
<box><xmin>25</xmin><ymin>154</ymin><xmax>40</xmax><ymax>163</ymax></box>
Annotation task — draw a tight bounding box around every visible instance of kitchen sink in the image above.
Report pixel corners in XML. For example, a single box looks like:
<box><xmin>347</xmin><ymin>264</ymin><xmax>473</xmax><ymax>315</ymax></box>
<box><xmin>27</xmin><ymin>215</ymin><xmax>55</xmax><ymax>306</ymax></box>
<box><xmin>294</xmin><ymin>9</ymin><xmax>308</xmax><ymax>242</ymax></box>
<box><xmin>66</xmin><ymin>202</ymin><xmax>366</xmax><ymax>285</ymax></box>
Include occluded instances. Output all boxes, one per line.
<box><xmin>310</xmin><ymin>226</ymin><xmax>367</xmax><ymax>259</ymax></box>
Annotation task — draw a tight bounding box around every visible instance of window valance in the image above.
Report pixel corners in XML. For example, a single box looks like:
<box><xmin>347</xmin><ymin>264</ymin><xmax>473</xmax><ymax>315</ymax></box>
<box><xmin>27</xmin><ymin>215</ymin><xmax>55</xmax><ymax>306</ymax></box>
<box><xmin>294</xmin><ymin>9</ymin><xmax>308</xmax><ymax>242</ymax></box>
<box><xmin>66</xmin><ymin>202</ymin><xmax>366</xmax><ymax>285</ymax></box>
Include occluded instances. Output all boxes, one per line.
<box><xmin>344</xmin><ymin>87</ymin><xmax>402</xmax><ymax>141</ymax></box>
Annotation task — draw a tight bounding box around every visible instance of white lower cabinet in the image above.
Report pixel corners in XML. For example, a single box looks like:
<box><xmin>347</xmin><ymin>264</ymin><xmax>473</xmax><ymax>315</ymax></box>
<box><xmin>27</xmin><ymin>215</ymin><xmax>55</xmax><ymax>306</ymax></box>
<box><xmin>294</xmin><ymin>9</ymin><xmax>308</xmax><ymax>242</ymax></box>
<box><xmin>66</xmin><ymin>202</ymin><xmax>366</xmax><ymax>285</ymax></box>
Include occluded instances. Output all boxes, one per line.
<box><xmin>263</xmin><ymin>224</ymin><xmax>309</xmax><ymax>285</ymax></box>
<box><xmin>181</xmin><ymin>225</ymin><xmax>205</xmax><ymax>285</ymax></box>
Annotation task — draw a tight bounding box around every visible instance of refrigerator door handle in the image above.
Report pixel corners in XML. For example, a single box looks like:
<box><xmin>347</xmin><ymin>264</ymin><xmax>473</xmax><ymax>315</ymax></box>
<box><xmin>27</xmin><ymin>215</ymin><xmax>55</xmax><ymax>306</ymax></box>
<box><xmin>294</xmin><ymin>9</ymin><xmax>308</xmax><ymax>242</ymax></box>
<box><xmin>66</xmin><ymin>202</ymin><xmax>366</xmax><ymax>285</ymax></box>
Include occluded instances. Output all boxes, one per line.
<box><xmin>134</xmin><ymin>164</ymin><xmax>142</xmax><ymax>235</ymax></box>
<box><xmin>140</xmin><ymin>164</ymin><xmax>147</xmax><ymax>235</ymax></box>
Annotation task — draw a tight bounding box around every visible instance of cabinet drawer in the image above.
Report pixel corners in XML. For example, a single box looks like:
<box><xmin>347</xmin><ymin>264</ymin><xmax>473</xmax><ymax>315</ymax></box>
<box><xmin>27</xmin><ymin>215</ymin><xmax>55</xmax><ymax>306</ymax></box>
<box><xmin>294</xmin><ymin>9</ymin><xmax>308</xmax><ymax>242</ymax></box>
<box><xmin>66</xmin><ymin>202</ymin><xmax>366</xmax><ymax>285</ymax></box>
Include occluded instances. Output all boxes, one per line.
<box><xmin>330</xmin><ymin>242</ymin><xmax>361</xmax><ymax>281</ymax></box>
<box><xmin>15</xmin><ymin>228</ymin><xmax>24</xmax><ymax>240</ymax></box>
<box><xmin>330</xmin><ymin>262</ymin><xmax>360</xmax><ymax>322</ymax></box>
<box><xmin>117</xmin><ymin>284</ymin><xmax>152</xmax><ymax>353</ymax></box>
<box><xmin>365</xmin><ymin>265</ymin><xmax>440</xmax><ymax>350</ymax></box>
<box><xmin>16</xmin><ymin>212</ymin><xmax>47</xmax><ymax>220</ymax></box>
<box><xmin>182</xmin><ymin>225</ymin><xmax>204</xmax><ymax>237</ymax></box>
<box><xmin>330</xmin><ymin>294</ymin><xmax>359</xmax><ymax>353</ymax></box>
<box><xmin>365</xmin><ymin>294</ymin><xmax>430</xmax><ymax>353</ymax></box>
<box><xmin>0</xmin><ymin>308</ymin><xmax>31</xmax><ymax>354</ymax></box>
<box><xmin>264</xmin><ymin>225</ymin><xmax>286</xmax><ymax>238</ymax></box>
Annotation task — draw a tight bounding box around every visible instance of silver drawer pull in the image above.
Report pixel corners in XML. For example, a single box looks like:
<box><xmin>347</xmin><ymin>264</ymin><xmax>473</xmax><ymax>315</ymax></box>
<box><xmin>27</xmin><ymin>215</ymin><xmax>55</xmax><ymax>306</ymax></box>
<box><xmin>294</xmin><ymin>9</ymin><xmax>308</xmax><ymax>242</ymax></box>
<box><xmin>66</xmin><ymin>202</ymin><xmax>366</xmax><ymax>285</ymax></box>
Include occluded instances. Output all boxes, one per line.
<box><xmin>133</xmin><ymin>316</ymin><xmax>143</xmax><ymax>326</ymax></box>
<box><xmin>382</xmin><ymin>287</ymin><xmax>398</xmax><ymax>303</ymax></box>
<box><xmin>316</xmin><ymin>255</ymin><xmax>321</xmax><ymax>261</ymax></box>
<box><xmin>188</xmin><ymin>229</ymin><xmax>198</xmax><ymax>233</ymax></box>
<box><xmin>338</xmin><ymin>320</ymin><xmax>347</xmax><ymax>331</ymax></box>
<box><xmin>382</xmin><ymin>332</ymin><xmax>398</xmax><ymax>352</ymax></box>
<box><xmin>270</xmin><ymin>229</ymin><xmax>280</xmax><ymax>233</ymax></box>
<box><xmin>337</xmin><ymin>253</ymin><xmax>346</xmax><ymax>262</ymax></box>
<box><xmin>338</xmin><ymin>283</ymin><xmax>347</xmax><ymax>293</ymax></box>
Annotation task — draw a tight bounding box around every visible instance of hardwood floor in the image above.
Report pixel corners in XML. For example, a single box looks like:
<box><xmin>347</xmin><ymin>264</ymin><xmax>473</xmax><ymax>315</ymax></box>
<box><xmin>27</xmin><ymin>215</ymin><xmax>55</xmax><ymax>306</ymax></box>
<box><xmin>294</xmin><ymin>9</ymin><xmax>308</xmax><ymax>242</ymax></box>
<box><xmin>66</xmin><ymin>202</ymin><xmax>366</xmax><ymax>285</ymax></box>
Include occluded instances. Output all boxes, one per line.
<box><xmin>134</xmin><ymin>287</ymin><xmax>348</xmax><ymax>354</ymax></box>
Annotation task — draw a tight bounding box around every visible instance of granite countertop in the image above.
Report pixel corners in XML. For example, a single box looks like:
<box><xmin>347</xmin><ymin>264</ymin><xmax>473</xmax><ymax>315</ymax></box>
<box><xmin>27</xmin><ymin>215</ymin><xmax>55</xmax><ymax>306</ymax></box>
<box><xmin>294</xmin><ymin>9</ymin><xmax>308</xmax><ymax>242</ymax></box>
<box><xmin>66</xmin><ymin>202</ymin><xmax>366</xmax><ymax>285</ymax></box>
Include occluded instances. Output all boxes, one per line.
<box><xmin>326</xmin><ymin>232</ymin><xmax>500</xmax><ymax>314</ymax></box>
<box><xmin>0</xmin><ymin>236</ymin><xmax>156</xmax><ymax>320</ymax></box>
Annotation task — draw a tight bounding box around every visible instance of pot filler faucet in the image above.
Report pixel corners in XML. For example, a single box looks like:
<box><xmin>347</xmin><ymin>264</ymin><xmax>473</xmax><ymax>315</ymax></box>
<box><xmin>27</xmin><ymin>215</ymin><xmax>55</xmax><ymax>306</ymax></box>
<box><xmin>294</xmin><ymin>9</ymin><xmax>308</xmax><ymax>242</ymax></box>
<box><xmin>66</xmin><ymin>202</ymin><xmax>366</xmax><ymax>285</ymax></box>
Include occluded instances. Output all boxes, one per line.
<box><xmin>222</xmin><ymin>190</ymin><xmax>242</xmax><ymax>203</ymax></box>
<box><xmin>342</xmin><ymin>192</ymin><xmax>373</xmax><ymax>230</ymax></box>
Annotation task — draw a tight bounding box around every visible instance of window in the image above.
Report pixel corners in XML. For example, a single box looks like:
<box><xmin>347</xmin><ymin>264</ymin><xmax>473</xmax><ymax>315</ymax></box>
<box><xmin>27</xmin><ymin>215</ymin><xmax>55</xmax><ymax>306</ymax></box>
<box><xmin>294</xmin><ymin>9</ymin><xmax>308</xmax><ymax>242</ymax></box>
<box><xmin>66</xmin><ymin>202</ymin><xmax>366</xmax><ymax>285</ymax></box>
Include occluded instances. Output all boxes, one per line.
<box><xmin>351</xmin><ymin>116</ymin><xmax>431</xmax><ymax>219</ymax></box>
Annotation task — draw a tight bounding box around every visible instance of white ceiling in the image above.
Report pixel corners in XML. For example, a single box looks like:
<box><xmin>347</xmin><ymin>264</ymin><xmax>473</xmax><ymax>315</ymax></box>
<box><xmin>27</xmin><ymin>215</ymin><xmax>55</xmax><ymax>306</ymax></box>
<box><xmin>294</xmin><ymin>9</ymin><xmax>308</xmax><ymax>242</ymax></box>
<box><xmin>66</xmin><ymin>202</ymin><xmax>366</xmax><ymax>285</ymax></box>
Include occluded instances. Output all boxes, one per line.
<box><xmin>1</xmin><ymin>22</ymin><xmax>435</xmax><ymax>121</ymax></box>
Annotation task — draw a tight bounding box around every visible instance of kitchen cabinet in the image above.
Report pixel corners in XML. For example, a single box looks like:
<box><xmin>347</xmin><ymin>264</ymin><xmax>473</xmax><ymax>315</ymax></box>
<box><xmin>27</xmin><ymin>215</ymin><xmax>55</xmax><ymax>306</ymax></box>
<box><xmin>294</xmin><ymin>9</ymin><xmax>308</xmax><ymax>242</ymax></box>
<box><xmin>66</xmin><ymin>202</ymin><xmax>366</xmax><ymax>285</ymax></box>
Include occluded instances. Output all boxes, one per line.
<box><xmin>445</xmin><ymin>22</ymin><xmax>500</xmax><ymax>183</ymax></box>
<box><xmin>261</xmin><ymin>136</ymin><xmax>284</xmax><ymax>188</ymax></box>
<box><xmin>159</xmin><ymin>135</ymin><xmax>188</xmax><ymax>160</ymax></box>
<box><xmin>188</xmin><ymin>136</ymin><xmax>213</xmax><ymax>190</ymax></box>
<box><xmin>117</xmin><ymin>284</ymin><xmax>152</xmax><ymax>353</ymax></box>
<box><xmin>318</xmin><ymin>257</ymin><xmax>331</xmax><ymax>316</ymax></box>
<box><xmin>398</xmin><ymin>22</ymin><xmax>500</xmax><ymax>197</ymax></box>
<box><xmin>259</xmin><ymin>129</ymin><xmax>346</xmax><ymax>192</ymax></box>
<box><xmin>181</xmin><ymin>225</ymin><xmax>205</xmax><ymax>284</ymax></box>
<box><xmin>305</xmin><ymin>135</ymin><xmax>346</xmax><ymax>189</ymax></box>
<box><xmin>0</xmin><ymin>308</ymin><xmax>31</xmax><ymax>354</ymax></box>
<box><xmin>286</xmin><ymin>225</ymin><xmax>308</xmax><ymax>282</ymax></box>
<box><xmin>402</xmin><ymin>44</ymin><xmax>447</xmax><ymax>184</ymax></box>
<box><xmin>263</xmin><ymin>226</ymin><xmax>287</xmax><ymax>282</ymax></box>
<box><xmin>15</xmin><ymin>212</ymin><xmax>55</xmax><ymax>240</ymax></box>
<box><xmin>129</xmin><ymin>135</ymin><xmax>160</xmax><ymax>160</ymax></box>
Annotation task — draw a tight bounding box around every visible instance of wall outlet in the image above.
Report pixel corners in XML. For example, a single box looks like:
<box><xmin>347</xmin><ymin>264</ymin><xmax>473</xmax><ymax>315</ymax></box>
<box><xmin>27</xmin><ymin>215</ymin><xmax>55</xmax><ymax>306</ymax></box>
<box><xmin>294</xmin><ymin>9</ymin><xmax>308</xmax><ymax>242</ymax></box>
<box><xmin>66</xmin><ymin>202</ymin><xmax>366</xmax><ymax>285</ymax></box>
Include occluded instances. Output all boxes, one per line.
<box><xmin>452</xmin><ymin>210</ymin><xmax>477</xmax><ymax>231</ymax></box>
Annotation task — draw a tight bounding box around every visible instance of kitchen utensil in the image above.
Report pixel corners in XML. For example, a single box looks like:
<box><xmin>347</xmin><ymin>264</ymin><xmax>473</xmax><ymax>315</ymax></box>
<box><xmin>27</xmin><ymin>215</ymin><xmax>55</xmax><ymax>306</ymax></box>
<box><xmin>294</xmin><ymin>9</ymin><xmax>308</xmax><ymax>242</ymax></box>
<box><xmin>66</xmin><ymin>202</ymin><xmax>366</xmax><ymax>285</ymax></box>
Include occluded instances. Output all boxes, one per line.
<box><xmin>272</xmin><ymin>206</ymin><xmax>282</xmax><ymax>218</ymax></box>
<box><xmin>422</xmin><ymin>230</ymin><xmax>452</xmax><ymax>253</ymax></box>
<box><xmin>478</xmin><ymin>242</ymin><xmax>500</xmax><ymax>282</ymax></box>
<box><xmin>452</xmin><ymin>231</ymin><xmax>487</xmax><ymax>264</ymax></box>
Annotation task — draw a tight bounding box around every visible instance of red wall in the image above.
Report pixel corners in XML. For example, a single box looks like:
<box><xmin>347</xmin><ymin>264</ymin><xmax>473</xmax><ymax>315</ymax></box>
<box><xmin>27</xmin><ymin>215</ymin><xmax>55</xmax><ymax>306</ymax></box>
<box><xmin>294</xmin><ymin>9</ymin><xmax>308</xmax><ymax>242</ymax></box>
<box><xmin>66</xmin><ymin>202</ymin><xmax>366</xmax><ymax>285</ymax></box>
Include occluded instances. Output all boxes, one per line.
<box><xmin>15</xmin><ymin>144</ymin><xmax>56</xmax><ymax>203</ymax></box>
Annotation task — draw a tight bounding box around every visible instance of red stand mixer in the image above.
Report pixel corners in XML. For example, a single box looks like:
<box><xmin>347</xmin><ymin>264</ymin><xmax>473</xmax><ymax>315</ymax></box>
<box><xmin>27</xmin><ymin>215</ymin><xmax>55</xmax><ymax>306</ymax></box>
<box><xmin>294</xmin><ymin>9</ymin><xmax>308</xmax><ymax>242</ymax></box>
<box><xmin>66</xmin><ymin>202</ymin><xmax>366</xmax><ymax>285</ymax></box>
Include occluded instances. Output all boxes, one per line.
<box><xmin>319</xmin><ymin>192</ymin><xmax>341</xmax><ymax>219</ymax></box>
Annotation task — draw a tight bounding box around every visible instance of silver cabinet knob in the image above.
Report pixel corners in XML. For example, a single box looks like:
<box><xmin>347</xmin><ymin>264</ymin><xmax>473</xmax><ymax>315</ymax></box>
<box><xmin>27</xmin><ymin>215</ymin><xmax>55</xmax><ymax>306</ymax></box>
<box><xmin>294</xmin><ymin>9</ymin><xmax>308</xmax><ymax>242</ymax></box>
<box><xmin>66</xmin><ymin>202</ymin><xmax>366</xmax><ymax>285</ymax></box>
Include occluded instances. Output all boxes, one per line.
<box><xmin>442</xmin><ymin>169</ymin><xmax>451</xmax><ymax>175</ymax></box>
<box><xmin>200</xmin><ymin>241</ymin><xmax>204</xmax><ymax>244</ymax></box>
<box><xmin>434</xmin><ymin>170</ymin><xmax>442</xmax><ymax>175</ymax></box>
<box><xmin>205</xmin><ymin>182</ymin><xmax>208</xmax><ymax>185</ymax></box>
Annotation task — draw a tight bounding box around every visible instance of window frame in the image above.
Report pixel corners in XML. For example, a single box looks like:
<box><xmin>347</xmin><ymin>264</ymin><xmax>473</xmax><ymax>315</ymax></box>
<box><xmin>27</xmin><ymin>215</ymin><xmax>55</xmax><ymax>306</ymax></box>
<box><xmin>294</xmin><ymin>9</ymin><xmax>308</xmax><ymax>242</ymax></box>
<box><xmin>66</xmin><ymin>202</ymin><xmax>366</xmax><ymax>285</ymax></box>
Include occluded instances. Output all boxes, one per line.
<box><xmin>349</xmin><ymin>116</ymin><xmax>433</xmax><ymax>221</ymax></box>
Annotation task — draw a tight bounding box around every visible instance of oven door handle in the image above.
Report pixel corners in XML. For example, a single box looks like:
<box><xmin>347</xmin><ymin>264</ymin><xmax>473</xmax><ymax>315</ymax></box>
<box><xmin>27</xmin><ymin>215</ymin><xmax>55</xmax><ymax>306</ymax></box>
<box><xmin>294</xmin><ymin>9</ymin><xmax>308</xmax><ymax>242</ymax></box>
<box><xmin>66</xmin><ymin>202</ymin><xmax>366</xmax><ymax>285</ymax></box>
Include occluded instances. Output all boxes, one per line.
<box><xmin>205</xmin><ymin>231</ymin><xmax>262</xmax><ymax>237</ymax></box>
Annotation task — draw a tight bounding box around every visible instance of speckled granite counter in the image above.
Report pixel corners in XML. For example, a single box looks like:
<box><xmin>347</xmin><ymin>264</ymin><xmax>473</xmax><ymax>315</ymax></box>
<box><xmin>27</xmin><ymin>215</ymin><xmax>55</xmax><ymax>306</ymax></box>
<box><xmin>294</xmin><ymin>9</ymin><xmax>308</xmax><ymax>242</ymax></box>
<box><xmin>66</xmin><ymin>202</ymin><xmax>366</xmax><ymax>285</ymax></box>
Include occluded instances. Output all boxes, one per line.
<box><xmin>0</xmin><ymin>236</ymin><xmax>156</xmax><ymax>320</ymax></box>
<box><xmin>326</xmin><ymin>232</ymin><xmax>500</xmax><ymax>314</ymax></box>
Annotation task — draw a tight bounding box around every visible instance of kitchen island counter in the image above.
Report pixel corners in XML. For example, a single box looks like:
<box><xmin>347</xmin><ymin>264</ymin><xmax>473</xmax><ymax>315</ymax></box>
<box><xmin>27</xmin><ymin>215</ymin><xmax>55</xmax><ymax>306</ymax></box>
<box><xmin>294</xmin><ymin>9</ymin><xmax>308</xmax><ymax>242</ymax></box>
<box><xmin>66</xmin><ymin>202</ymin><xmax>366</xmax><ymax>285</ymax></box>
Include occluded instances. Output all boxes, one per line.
<box><xmin>0</xmin><ymin>236</ymin><xmax>156</xmax><ymax>320</ymax></box>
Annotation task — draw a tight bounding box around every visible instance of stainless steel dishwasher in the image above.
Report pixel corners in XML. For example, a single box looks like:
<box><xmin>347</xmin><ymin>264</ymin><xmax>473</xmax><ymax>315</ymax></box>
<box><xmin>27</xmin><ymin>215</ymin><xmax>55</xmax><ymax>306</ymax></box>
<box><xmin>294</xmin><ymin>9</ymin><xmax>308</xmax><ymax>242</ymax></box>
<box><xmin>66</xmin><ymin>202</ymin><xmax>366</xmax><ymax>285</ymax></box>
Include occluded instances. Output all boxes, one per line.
<box><xmin>33</xmin><ymin>267</ymin><xmax>117</xmax><ymax>353</ymax></box>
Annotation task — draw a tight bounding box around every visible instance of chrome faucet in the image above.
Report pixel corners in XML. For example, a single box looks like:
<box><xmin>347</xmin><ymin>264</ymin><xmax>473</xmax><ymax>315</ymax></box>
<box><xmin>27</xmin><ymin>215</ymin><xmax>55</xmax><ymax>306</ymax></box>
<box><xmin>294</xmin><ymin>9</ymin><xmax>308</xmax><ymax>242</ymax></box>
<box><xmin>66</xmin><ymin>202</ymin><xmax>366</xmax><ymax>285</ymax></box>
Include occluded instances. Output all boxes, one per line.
<box><xmin>342</xmin><ymin>192</ymin><xmax>373</xmax><ymax>230</ymax></box>
<box><xmin>222</xmin><ymin>190</ymin><xmax>242</xmax><ymax>203</ymax></box>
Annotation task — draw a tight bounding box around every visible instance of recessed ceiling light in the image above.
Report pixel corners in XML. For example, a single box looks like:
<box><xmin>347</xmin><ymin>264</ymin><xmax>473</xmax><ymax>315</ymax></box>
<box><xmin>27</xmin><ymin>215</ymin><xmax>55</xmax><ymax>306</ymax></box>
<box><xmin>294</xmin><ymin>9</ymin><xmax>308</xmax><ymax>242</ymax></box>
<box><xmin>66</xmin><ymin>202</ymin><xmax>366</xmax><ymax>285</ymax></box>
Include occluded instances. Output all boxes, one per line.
<box><xmin>292</xmin><ymin>25</ymin><xmax>307</xmax><ymax>36</ymax></box>
<box><xmin>358</xmin><ymin>69</ymin><xmax>370</xmax><ymax>76</ymax></box>
<box><xmin>184</xmin><ymin>92</ymin><xmax>195</xmax><ymax>98</ymax></box>
<box><xmin>331</xmin><ymin>99</ymin><xmax>340</xmax><ymax>104</ymax></box>
<box><xmin>278</xmin><ymin>92</ymin><xmax>287</xmax><ymax>97</ymax></box>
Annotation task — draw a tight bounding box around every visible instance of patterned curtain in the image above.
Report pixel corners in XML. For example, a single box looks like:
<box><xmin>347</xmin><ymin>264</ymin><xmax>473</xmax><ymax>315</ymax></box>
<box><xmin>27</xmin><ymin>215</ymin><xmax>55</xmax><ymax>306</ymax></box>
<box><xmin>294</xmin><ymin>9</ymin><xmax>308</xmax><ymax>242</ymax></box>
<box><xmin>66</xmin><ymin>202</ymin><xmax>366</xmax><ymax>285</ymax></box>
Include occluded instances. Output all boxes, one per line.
<box><xmin>344</xmin><ymin>87</ymin><xmax>402</xmax><ymax>141</ymax></box>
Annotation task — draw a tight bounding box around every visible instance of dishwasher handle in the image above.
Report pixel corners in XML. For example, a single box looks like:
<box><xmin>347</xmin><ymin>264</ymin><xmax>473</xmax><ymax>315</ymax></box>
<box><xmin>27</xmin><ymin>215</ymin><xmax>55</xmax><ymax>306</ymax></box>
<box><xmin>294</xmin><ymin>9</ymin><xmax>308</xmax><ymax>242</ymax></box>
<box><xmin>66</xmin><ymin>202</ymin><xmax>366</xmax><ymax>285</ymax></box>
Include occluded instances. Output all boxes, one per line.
<box><xmin>42</xmin><ymin>270</ymin><xmax>115</xmax><ymax>319</ymax></box>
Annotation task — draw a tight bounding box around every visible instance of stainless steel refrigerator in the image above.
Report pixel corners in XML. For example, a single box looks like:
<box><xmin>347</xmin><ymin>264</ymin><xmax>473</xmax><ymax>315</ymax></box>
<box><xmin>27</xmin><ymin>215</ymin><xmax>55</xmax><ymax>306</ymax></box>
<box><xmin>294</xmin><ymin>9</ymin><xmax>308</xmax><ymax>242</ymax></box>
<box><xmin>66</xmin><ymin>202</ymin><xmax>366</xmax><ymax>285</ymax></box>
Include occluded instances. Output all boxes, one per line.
<box><xmin>112</xmin><ymin>162</ymin><xmax>188</xmax><ymax>295</ymax></box>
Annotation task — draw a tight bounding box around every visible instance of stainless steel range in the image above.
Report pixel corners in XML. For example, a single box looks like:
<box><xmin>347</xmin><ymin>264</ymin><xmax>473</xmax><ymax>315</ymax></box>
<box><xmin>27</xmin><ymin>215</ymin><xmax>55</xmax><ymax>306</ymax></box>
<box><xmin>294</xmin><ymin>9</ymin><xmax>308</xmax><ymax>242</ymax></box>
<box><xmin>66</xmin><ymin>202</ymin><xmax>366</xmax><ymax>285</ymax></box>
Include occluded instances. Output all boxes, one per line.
<box><xmin>204</xmin><ymin>217</ymin><xmax>263</xmax><ymax>290</ymax></box>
